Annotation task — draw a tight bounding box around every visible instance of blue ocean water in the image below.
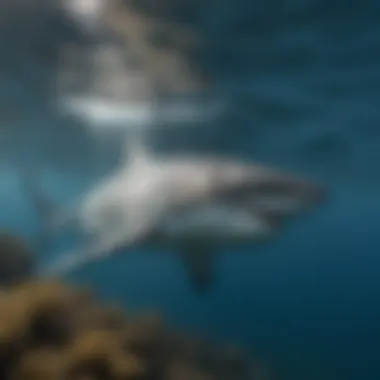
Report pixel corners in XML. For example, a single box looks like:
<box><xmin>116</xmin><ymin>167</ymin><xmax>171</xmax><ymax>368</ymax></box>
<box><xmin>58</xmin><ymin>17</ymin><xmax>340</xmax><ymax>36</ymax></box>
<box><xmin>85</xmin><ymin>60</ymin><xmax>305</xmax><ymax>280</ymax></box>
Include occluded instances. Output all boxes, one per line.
<box><xmin>1</xmin><ymin>1</ymin><xmax>380</xmax><ymax>379</ymax></box>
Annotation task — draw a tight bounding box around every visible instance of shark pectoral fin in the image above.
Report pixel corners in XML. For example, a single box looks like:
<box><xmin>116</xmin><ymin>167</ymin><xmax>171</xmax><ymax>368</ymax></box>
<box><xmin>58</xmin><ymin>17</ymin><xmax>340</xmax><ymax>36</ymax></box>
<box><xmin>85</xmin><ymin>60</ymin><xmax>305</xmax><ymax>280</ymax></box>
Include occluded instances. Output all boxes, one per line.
<box><xmin>179</xmin><ymin>246</ymin><xmax>217</xmax><ymax>293</ymax></box>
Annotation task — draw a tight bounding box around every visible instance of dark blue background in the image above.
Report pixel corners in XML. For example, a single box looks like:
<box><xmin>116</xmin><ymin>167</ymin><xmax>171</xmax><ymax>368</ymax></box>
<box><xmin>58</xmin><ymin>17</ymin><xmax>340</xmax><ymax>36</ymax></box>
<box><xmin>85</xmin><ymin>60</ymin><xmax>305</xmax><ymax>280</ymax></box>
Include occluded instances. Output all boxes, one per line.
<box><xmin>1</xmin><ymin>1</ymin><xmax>379</xmax><ymax>379</ymax></box>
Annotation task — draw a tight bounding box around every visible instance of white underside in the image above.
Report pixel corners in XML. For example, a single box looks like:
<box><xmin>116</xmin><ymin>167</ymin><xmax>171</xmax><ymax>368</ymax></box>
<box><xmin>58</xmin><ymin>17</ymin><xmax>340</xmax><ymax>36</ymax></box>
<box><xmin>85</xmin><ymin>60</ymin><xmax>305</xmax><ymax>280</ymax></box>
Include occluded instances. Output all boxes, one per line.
<box><xmin>160</xmin><ymin>204</ymin><xmax>273</xmax><ymax>243</ymax></box>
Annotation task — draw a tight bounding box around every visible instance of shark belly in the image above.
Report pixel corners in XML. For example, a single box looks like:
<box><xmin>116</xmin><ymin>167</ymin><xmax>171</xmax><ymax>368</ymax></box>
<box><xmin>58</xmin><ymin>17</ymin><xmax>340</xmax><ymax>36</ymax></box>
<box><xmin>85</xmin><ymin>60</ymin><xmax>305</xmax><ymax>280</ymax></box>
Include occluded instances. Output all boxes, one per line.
<box><xmin>155</xmin><ymin>204</ymin><xmax>274</xmax><ymax>246</ymax></box>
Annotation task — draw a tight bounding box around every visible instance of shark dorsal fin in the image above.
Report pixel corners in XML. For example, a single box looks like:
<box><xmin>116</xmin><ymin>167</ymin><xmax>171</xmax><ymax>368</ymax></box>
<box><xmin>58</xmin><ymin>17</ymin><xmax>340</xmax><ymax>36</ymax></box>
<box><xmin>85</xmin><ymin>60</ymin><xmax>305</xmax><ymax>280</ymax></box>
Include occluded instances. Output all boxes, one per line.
<box><xmin>120</xmin><ymin>136</ymin><xmax>152</xmax><ymax>170</ymax></box>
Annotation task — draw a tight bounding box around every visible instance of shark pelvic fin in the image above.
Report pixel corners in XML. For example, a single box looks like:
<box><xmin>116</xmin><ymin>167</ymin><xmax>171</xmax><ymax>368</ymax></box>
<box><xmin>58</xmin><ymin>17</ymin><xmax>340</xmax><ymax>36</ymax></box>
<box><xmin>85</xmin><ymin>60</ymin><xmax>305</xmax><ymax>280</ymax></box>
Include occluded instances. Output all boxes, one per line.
<box><xmin>179</xmin><ymin>245</ymin><xmax>217</xmax><ymax>293</ymax></box>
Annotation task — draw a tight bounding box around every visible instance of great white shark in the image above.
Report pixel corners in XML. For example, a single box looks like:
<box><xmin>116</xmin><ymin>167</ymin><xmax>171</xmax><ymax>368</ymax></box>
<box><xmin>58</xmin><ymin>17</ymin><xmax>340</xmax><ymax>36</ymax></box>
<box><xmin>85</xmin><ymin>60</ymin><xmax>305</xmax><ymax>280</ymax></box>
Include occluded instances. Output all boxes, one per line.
<box><xmin>23</xmin><ymin>142</ymin><xmax>327</xmax><ymax>291</ymax></box>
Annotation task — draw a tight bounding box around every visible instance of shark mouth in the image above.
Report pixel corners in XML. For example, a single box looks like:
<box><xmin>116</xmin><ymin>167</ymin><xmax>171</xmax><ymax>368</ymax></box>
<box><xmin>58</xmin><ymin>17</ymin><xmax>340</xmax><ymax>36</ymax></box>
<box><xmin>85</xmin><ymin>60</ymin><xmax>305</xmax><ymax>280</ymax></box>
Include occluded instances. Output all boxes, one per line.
<box><xmin>213</xmin><ymin>173</ymin><xmax>327</xmax><ymax>229</ymax></box>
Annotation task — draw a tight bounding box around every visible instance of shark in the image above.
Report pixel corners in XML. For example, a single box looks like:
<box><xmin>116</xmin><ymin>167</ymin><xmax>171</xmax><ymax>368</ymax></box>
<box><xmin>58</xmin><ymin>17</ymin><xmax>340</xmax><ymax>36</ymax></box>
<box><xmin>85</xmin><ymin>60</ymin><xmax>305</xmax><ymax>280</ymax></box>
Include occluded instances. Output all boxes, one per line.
<box><xmin>23</xmin><ymin>142</ymin><xmax>327</xmax><ymax>291</ymax></box>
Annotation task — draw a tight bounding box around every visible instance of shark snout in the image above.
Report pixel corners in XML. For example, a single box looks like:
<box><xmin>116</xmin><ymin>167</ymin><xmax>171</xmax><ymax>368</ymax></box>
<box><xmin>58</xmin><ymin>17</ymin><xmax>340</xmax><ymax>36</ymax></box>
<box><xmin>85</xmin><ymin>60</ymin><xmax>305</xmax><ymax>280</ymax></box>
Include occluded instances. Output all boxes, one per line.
<box><xmin>219</xmin><ymin>172</ymin><xmax>327</xmax><ymax>209</ymax></box>
<box><xmin>210</xmin><ymin>171</ymin><xmax>328</xmax><ymax>237</ymax></box>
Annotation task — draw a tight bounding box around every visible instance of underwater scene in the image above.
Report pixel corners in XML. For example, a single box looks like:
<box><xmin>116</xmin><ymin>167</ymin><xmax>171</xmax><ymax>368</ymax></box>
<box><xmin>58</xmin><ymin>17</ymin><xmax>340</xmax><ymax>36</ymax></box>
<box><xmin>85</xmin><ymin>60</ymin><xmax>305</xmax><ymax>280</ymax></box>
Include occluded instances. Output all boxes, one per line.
<box><xmin>0</xmin><ymin>0</ymin><xmax>379</xmax><ymax>379</ymax></box>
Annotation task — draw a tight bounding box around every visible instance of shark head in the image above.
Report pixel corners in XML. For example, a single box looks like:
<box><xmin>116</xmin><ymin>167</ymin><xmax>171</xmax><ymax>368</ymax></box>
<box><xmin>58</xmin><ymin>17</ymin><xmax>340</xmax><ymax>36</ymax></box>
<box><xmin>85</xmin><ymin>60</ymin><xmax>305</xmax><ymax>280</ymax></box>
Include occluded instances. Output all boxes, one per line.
<box><xmin>147</xmin><ymin>157</ymin><xmax>327</xmax><ymax>246</ymax></box>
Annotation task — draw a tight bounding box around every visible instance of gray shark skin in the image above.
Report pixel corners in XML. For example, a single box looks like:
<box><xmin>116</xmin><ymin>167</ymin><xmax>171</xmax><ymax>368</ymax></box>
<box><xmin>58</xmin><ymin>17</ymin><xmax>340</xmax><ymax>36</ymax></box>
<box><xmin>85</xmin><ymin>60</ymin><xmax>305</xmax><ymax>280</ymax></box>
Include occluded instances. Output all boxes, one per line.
<box><xmin>23</xmin><ymin>142</ymin><xmax>327</xmax><ymax>292</ymax></box>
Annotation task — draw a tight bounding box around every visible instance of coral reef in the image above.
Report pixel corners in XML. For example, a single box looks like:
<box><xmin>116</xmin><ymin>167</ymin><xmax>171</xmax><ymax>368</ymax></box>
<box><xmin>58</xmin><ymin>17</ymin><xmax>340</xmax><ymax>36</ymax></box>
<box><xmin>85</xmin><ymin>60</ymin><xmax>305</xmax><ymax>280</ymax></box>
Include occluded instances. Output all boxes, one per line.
<box><xmin>0</xmin><ymin>234</ymin><xmax>264</xmax><ymax>379</ymax></box>
<box><xmin>0</xmin><ymin>280</ymin><xmax>261</xmax><ymax>380</ymax></box>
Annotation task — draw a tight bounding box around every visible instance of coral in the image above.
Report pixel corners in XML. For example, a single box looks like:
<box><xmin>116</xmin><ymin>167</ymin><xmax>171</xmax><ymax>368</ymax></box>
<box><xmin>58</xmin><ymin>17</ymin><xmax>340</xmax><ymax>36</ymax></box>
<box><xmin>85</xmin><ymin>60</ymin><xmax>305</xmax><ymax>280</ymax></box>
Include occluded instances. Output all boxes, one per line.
<box><xmin>11</xmin><ymin>349</ymin><xmax>68</xmax><ymax>380</ymax></box>
<box><xmin>0</xmin><ymin>281</ymin><xmax>261</xmax><ymax>380</ymax></box>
